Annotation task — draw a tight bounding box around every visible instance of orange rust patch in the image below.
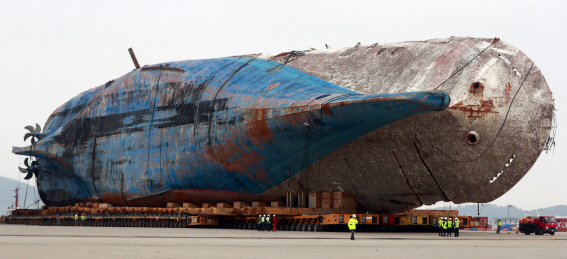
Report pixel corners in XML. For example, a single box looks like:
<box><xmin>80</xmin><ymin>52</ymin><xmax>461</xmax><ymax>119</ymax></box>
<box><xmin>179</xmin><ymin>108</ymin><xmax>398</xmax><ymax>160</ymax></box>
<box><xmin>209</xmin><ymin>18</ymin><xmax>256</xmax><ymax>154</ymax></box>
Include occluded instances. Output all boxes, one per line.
<box><xmin>265</xmin><ymin>82</ymin><xmax>280</xmax><ymax>90</ymax></box>
<box><xmin>222</xmin><ymin>159</ymin><xmax>247</xmax><ymax>173</ymax></box>
<box><xmin>240</xmin><ymin>150</ymin><xmax>264</xmax><ymax>169</ymax></box>
<box><xmin>322</xmin><ymin>104</ymin><xmax>333</xmax><ymax>115</ymax></box>
<box><xmin>246</xmin><ymin>109</ymin><xmax>275</xmax><ymax>146</ymax></box>
<box><xmin>252</xmin><ymin>168</ymin><xmax>268</xmax><ymax>182</ymax></box>
<box><xmin>504</xmin><ymin>82</ymin><xmax>512</xmax><ymax>105</ymax></box>
<box><xmin>469</xmin><ymin>82</ymin><xmax>484</xmax><ymax>94</ymax></box>
<box><xmin>222</xmin><ymin>159</ymin><xmax>255</xmax><ymax>181</ymax></box>
<box><xmin>449</xmin><ymin>99</ymin><xmax>498</xmax><ymax>119</ymax></box>
<box><xmin>204</xmin><ymin>139</ymin><xmax>244</xmax><ymax>164</ymax></box>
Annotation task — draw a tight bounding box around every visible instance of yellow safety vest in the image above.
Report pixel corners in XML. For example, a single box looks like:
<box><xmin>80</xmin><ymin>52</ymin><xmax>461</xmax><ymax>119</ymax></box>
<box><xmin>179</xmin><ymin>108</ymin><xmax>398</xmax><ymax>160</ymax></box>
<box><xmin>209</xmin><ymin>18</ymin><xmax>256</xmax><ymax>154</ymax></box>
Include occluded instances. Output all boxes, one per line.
<box><xmin>443</xmin><ymin>221</ymin><xmax>447</xmax><ymax>229</ymax></box>
<box><xmin>455</xmin><ymin>219</ymin><xmax>460</xmax><ymax>228</ymax></box>
<box><xmin>497</xmin><ymin>221</ymin><xmax>501</xmax><ymax>226</ymax></box>
<box><xmin>257</xmin><ymin>217</ymin><xmax>261</xmax><ymax>223</ymax></box>
<box><xmin>266</xmin><ymin>217</ymin><xmax>271</xmax><ymax>223</ymax></box>
<box><xmin>448</xmin><ymin>220</ymin><xmax>453</xmax><ymax>228</ymax></box>
<box><xmin>74</xmin><ymin>214</ymin><xmax>78</xmax><ymax>220</ymax></box>
<box><xmin>348</xmin><ymin>218</ymin><xmax>358</xmax><ymax>230</ymax></box>
<box><xmin>439</xmin><ymin>220</ymin><xmax>443</xmax><ymax>227</ymax></box>
<box><xmin>81</xmin><ymin>215</ymin><xmax>85</xmax><ymax>220</ymax></box>
<box><xmin>261</xmin><ymin>217</ymin><xmax>265</xmax><ymax>223</ymax></box>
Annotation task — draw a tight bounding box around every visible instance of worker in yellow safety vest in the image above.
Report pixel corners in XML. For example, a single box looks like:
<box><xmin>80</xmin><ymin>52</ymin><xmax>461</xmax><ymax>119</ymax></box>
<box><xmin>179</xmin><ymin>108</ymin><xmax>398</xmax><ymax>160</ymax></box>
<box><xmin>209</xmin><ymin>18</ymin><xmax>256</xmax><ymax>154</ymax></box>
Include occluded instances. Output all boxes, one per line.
<box><xmin>348</xmin><ymin>214</ymin><xmax>358</xmax><ymax>240</ymax></box>
<box><xmin>81</xmin><ymin>213</ymin><xmax>86</xmax><ymax>226</ymax></box>
<box><xmin>497</xmin><ymin>219</ymin><xmax>501</xmax><ymax>234</ymax></box>
<box><xmin>454</xmin><ymin>218</ymin><xmax>460</xmax><ymax>237</ymax></box>
<box><xmin>447</xmin><ymin>217</ymin><xmax>453</xmax><ymax>237</ymax></box>
<box><xmin>266</xmin><ymin>215</ymin><xmax>271</xmax><ymax>232</ymax></box>
<box><xmin>74</xmin><ymin>213</ymin><xmax>79</xmax><ymax>226</ymax></box>
<box><xmin>257</xmin><ymin>215</ymin><xmax>262</xmax><ymax>231</ymax></box>
<box><xmin>437</xmin><ymin>217</ymin><xmax>443</xmax><ymax>236</ymax></box>
<box><xmin>442</xmin><ymin>217</ymin><xmax>448</xmax><ymax>236</ymax></box>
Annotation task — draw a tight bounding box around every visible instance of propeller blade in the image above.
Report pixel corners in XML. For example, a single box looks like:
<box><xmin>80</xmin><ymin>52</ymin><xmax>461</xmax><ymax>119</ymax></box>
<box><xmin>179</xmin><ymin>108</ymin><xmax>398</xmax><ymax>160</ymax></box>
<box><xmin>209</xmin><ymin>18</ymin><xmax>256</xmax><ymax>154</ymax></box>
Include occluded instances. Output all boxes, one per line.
<box><xmin>24</xmin><ymin>172</ymin><xmax>33</xmax><ymax>180</ymax></box>
<box><xmin>24</xmin><ymin>158</ymin><xmax>29</xmax><ymax>167</ymax></box>
<box><xmin>24</xmin><ymin>133</ymin><xmax>33</xmax><ymax>141</ymax></box>
<box><xmin>19</xmin><ymin>167</ymin><xmax>28</xmax><ymax>173</ymax></box>
<box><xmin>25</xmin><ymin>125</ymin><xmax>35</xmax><ymax>133</ymax></box>
<box><xmin>35</xmin><ymin>123</ymin><xmax>41</xmax><ymax>133</ymax></box>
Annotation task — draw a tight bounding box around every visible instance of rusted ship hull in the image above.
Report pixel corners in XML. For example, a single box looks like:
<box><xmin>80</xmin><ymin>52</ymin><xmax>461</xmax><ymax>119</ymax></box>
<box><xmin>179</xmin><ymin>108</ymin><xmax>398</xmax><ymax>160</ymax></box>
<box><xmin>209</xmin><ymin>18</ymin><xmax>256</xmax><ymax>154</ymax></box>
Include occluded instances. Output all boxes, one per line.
<box><xmin>13</xmin><ymin>37</ymin><xmax>553</xmax><ymax>213</ymax></box>
<box><xmin>260</xmin><ymin>37</ymin><xmax>554</xmax><ymax>212</ymax></box>
<box><xmin>13</xmin><ymin>56</ymin><xmax>449</xmax><ymax>209</ymax></box>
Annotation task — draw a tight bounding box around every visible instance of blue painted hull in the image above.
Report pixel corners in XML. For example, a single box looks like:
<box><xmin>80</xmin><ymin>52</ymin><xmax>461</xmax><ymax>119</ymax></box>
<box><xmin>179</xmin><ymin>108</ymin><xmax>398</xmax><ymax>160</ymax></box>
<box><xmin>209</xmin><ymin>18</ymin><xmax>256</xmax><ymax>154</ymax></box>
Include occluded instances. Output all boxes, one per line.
<box><xmin>15</xmin><ymin>56</ymin><xmax>449</xmax><ymax>207</ymax></box>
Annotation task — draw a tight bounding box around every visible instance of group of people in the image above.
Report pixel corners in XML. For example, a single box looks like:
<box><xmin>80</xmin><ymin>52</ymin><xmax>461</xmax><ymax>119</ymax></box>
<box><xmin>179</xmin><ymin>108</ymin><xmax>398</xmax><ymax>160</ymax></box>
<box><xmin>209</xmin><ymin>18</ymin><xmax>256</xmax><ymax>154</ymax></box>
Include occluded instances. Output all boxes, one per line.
<box><xmin>257</xmin><ymin>214</ymin><xmax>277</xmax><ymax>231</ymax></box>
<box><xmin>438</xmin><ymin>217</ymin><xmax>460</xmax><ymax>237</ymax></box>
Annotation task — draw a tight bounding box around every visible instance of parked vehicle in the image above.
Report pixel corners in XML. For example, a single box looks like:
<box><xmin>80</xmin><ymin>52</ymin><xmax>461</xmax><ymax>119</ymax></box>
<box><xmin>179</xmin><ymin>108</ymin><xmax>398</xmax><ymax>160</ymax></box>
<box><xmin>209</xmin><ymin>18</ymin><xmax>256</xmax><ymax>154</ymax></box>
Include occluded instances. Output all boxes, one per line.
<box><xmin>519</xmin><ymin>216</ymin><xmax>558</xmax><ymax>235</ymax></box>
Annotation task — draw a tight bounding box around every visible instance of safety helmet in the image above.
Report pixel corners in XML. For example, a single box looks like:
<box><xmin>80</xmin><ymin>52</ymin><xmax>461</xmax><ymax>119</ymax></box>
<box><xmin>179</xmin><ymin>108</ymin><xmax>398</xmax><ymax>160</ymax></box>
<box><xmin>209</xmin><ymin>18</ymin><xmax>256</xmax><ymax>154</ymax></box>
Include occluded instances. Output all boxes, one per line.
<box><xmin>273</xmin><ymin>215</ymin><xmax>276</xmax><ymax>217</ymax></box>
<box><xmin>352</xmin><ymin>214</ymin><xmax>356</xmax><ymax>217</ymax></box>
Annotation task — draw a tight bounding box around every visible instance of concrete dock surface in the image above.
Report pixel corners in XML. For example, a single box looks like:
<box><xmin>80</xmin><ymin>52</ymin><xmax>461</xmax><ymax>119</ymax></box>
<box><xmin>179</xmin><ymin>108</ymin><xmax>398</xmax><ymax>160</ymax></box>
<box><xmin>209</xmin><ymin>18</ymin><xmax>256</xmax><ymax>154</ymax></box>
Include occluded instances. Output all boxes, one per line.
<box><xmin>1</xmin><ymin>224</ymin><xmax>565</xmax><ymax>259</ymax></box>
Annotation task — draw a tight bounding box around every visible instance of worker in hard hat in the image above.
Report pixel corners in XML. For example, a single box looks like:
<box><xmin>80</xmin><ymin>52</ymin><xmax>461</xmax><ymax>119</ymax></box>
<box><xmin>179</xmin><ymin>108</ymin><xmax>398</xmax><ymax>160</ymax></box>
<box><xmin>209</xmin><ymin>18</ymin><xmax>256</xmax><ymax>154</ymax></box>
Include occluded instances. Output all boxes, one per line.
<box><xmin>454</xmin><ymin>217</ymin><xmax>460</xmax><ymax>237</ymax></box>
<box><xmin>261</xmin><ymin>215</ymin><xmax>266</xmax><ymax>231</ymax></box>
<box><xmin>272</xmin><ymin>215</ymin><xmax>277</xmax><ymax>232</ymax></box>
<box><xmin>497</xmin><ymin>219</ymin><xmax>501</xmax><ymax>234</ymax></box>
<box><xmin>348</xmin><ymin>214</ymin><xmax>358</xmax><ymax>240</ymax></box>
<box><xmin>257</xmin><ymin>215</ymin><xmax>262</xmax><ymax>231</ymax></box>
<box><xmin>447</xmin><ymin>217</ymin><xmax>453</xmax><ymax>237</ymax></box>
<box><xmin>442</xmin><ymin>217</ymin><xmax>448</xmax><ymax>236</ymax></box>
<box><xmin>74</xmin><ymin>213</ymin><xmax>79</xmax><ymax>226</ymax></box>
<box><xmin>437</xmin><ymin>217</ymin><xmax>443</xmax><ymax>236</ymax></box>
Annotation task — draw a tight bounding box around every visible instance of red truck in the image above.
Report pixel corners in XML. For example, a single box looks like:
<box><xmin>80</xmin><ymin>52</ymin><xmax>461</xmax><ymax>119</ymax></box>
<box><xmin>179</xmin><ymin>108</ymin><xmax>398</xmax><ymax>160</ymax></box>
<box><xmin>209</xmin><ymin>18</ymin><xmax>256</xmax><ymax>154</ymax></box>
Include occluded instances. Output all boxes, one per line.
<box><xmin>519</xmin><ymin>216</ymin><xmax>558</xmax><ymax>235</ymax></box>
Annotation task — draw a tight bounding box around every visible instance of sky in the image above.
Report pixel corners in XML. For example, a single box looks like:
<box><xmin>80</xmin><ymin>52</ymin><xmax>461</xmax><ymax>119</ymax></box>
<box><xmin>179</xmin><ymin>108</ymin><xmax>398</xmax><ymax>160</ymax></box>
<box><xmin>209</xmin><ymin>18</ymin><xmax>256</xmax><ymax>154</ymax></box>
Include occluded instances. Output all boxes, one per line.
<box><xmin>0</xmin><ymin>0</ymin><xmax>565</xmax><ymax>211</ymax></box>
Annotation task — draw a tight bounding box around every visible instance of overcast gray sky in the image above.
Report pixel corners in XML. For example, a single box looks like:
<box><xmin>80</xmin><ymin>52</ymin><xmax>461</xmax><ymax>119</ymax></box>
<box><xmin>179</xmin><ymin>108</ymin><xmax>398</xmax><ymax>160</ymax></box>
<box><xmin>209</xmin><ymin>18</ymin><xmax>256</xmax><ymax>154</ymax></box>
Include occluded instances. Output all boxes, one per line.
<box><xmin>1</xmin><ymin>0</ymin><xmax>565</xmax><ymax>211</ymax></box>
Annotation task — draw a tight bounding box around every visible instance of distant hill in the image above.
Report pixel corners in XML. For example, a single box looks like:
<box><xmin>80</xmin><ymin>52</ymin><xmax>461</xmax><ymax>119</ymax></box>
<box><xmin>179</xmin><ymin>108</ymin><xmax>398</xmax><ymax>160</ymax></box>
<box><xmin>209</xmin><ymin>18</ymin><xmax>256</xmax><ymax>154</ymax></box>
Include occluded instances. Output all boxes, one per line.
<box><xmin>0</xmin><ymin>176</ymin><xmax>43</xmax><ymax>212</ymax></box>
<box><xmin>419</xmin><ymin>203</ymin><xmax>567</xmax><ymax>219</ymax></box>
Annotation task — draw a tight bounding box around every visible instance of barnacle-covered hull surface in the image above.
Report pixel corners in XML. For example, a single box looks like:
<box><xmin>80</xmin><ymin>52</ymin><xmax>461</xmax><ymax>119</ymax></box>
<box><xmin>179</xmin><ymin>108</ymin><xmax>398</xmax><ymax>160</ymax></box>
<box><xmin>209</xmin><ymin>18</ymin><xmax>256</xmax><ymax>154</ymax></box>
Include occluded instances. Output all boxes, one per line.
<box><xmin>13</xmin><ymin>37</ymin><xmax>553</xmax><ymax>213</ymax></box>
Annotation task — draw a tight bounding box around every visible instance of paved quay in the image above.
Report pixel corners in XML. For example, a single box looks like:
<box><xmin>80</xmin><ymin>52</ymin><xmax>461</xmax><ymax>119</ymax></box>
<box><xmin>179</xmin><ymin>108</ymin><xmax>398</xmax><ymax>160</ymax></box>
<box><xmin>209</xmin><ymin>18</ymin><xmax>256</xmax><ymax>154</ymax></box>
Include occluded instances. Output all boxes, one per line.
<box><xmin>1</xmin><ymin>224</ymin><xmax>566</xmax><ymax>258</ymax></box>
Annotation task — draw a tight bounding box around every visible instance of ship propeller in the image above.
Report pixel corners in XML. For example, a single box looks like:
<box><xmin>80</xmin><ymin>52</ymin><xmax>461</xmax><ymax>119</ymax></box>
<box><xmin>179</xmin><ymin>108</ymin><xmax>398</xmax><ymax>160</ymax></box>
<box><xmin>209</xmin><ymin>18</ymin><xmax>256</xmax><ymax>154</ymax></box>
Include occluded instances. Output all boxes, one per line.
<box><xmin>24</xmin><ymin>123</ymin><xmax>44</xmax><ymax>144</ymax></box>
<box><xmin>19</xmin><ymin>158</ymin><xmax>39</xmax><ymax>180</ymax></box>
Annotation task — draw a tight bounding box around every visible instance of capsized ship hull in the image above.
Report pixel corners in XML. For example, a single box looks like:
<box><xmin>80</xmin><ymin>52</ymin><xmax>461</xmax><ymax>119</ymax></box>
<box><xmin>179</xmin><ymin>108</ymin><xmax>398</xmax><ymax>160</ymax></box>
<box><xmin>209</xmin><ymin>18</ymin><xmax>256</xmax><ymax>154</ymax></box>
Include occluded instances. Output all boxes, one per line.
<box><xmin>13</xmin><ymin>56</ymin><xmax>449</xmax><ymax>208</ymax></box>
<box><xmin>13</xmin><ymin>37</ymin><xmax>554</xmax><ymax>213</ymax></box>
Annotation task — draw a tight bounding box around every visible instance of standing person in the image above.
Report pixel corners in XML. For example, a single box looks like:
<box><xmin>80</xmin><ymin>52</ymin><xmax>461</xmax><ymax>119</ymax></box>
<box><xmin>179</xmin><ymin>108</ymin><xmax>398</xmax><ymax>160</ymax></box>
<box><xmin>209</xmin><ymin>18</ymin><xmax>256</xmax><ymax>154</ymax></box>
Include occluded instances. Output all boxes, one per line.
<box><xmin>497</xmin><ymin>219</ymin><xmax>501</xmax><ymax>234</ymax></box>
<box><xmin>74</xmin><ymin>213</ymin><xmax>79</xmax><ymax>226</ymax></box>
<box><xmin>257</xmin><ymin>215</ymin><xmax>262</xmax><ymax>231</ymax></box>
<box><xmin>81</xmin><ymin>213</ymin><xmax>86</xmax><ymax>226</ymax></box>
<box><xmin>438</xmin><ymin>217</ymin><xmax>443</xmax><ymax>236</ymax></box>
<box><xmin>348</xmin><ymin>214</ymin><xmax>358</xmax><ymax>240</ymax></box>
<box><xmin>454</xmin><ymin>217</ymin><xmax>460</xmax><ymax>237</ymax></box>
<box><xmin>272</xmin><ymin>215</ymin><xmax>277</xmax><ymax>232</ymax></box>
<box><xmin>447</xmin><ymin>217</ymin><xmax>453</xmax><ymax>237</ymax></box>
<box><xmin>442</xmin><ymin>217</ymin><xmax>448</xmax><ymax>236</ymax></box>
<box><xmin>56</xmin><ymin>214</ymin><xmax>61</xmax><ymax>226</ymax></box>
<box><xmin>266</xmin><ymin>215</ymin><xmax>271</xmax><ymax>232</ymax></box>
<box><xmin>261</xmin><ymin>215</ymin><xmax>266</xmax><ymax>231</ymax></box>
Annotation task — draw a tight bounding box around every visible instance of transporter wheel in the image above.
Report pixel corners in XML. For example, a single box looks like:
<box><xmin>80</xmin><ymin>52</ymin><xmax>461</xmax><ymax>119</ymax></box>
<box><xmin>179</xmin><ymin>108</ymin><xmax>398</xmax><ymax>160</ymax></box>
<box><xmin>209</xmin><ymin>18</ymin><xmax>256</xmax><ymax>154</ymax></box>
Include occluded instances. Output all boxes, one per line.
<box><xmin>550</xmin><ymin>232</ymin><xmax>555</xmax><ymax>235</ymax></box>
<box><xmin>307</xmin><ymin>224</ymin><xmax>313</xmax><ymax>232</ymax></box>
<box><xmin>301</xmin><ymin>224</ymin><xmax>307</xmax><ymax>231</ymax></box>
<box><xmin>537</xmin><ymin>228</ymin><xmax>543</xmax><ymax>235</ymax></box>
<box><xmin>314</xmin><ymin>224</ymin><xmax>320</xmax><ymax>232</ymax></box>
<box><xmin>524</xmin><ymin>231</ymin><xmax>530</xmax><ymax>235</ymax></box>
